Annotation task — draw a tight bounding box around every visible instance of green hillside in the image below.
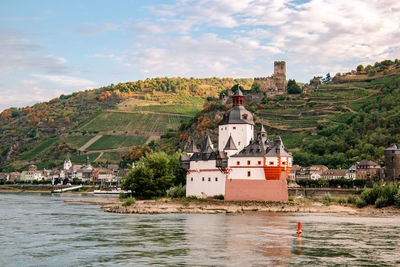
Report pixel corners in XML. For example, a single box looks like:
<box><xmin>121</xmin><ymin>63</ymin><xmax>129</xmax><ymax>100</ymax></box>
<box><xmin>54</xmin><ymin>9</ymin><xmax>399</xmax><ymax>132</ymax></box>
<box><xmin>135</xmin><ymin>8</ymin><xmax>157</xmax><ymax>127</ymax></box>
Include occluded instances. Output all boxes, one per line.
<box><xmin>0</xmin><ymin>77</ymin><xmax>252</xmax><ymax>171</ymax></box>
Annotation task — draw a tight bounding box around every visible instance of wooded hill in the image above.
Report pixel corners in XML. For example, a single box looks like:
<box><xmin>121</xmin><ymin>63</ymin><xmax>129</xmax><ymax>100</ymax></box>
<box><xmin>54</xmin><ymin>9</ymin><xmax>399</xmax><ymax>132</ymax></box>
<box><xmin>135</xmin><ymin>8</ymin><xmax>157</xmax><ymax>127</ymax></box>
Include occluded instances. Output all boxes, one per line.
<box><xmin>179</xmin><ymin>59</ymin><xmax>400</xmax><ymax>169</ymax></box>
<box><xmin>0</xmin><ymin>77</ymin><xmax>252</xmax><ymax>171</ymax></box>
<box><xmin>2</xmin><ymin>59</ymin><xmax>400</xmax><ymax>171</ymax></box>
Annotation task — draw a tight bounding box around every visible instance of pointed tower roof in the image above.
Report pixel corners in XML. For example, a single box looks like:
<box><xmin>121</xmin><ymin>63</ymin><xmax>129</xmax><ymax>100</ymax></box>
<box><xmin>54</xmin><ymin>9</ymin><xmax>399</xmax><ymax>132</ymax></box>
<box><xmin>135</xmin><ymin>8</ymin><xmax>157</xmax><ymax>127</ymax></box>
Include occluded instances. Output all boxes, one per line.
<box><xmin>224</xmin><ymin>135</ymin><xmax>238</xmax><ymax>150</ymax></box>
<box><xmin>201</xmin><ymin>136</ymin><xmax>214</xmax><ymax>153</ymax></box>
<box><xmin>185</xmin><ymin>139</ymin><xmax>199</xmax><ymax>153</ymax></box>
<box><xmin>259</xmin><ymin>124</ymin><xmax>266</xmax><ymax>133</ymax></box>
<box><xmin>234</xmin><ymin>87</ymin><xmax>243</xmax><ymax>96</ymax></box>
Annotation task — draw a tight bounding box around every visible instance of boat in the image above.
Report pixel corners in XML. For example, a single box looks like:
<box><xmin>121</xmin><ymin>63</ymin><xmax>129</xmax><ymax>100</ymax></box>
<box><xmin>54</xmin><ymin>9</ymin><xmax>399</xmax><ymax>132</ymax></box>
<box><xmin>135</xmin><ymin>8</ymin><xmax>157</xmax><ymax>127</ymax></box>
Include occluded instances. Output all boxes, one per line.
<box><xmin>93</xmin><ymin>189</ymin><xmax>129</xmax><ymax>194</ymax></box>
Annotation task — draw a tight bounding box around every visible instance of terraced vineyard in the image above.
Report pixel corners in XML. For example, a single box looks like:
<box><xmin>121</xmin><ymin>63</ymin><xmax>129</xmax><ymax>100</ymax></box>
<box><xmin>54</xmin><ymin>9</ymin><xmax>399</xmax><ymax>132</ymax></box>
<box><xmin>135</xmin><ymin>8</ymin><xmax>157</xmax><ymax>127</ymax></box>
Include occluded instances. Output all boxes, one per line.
<box><xmin>77</xmin><ymin>111</ymin><xmax>191</xmax><ymax>133</ymax></box>
<box><xmin>255</xmin><ymin>83</ymin><xmax>381</xmax><ymax>134</ymax></box>
<box><xmin>86</xmin><ymin>135</ymin><xmax>149</xmax><ymax>151</ymax></box>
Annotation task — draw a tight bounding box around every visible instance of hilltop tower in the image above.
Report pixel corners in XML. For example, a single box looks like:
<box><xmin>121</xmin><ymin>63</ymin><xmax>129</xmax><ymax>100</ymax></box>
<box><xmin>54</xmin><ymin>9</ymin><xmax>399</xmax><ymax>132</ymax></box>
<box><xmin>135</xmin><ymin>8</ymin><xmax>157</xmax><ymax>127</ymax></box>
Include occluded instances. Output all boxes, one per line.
<box><xmin>254</xmin><ymin>61</ymin><xmax>287</xmax><ymax>96</ymax></box>
<box><xmin>384</xmin><ymin>144</ymin><xmax>400</xmax><ymax>181</ymax></box>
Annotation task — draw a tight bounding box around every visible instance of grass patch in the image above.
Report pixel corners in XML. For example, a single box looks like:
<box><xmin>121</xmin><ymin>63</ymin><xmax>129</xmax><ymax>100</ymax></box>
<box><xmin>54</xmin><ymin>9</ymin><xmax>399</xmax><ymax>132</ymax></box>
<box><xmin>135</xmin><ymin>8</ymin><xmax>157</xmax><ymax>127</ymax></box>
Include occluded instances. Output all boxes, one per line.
<box><xmin>70</xmin><ymin>153</ymin><xmax>100</xmax><ymax>164</ymax></box>
<box><xmin>78</xmin><ymin>111</ymin><xmax>191</xmax><ymax>133</ymax></box>
<box><xmin>64</xmin><ymin>135</ymin><xmax>93</xmax><ymax>149</ymax></box>
<box><xmin>20</xmin><ymin>138</ymin><xmax>57</xmax><ymax>160</ymax></box>
<box><xmin>87</xmin><ymin>135</ymin><xmax>149</xmax><ymax>150</ymax></box>
<box><xmin>98</xmin><ymin>152</ymin><xmax>122</xmax><ymax>162</ymax></box>
<box><xmin>132</xmin><ymin>104</ymin><xmax>202</xmax><ymax>116</ymax></box>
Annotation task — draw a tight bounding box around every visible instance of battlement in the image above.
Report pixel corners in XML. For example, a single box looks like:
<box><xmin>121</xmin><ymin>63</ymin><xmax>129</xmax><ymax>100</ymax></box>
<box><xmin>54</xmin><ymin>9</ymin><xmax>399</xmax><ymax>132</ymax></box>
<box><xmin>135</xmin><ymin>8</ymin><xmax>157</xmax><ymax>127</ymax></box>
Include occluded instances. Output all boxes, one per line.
<box><xmin>254</xmin><ymin>61</ymin><xmax>287</xmax><ymax>94</ymax></box>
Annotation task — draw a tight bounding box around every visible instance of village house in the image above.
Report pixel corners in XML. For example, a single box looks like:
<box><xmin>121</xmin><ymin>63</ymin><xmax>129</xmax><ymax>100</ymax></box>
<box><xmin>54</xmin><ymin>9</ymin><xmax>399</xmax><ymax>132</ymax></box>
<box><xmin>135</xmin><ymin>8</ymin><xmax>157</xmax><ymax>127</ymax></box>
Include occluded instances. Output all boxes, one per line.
<box><xmin>355</xmin><ymin>160</ymin><xmax>381</xmax><ymax>179</ymax></box>
<box><xmin>20</xmin><ymin>165</ymin><xmax>43</xmax><ymax>181</ymax></box>
<box><xmin>321</xmin><ymin>169</ymin><xmax>347</xmax><ymax>180</ymax></box>
<box><xmin>295</xmin><ymin>165</ymin><xmax>328</xmax><ymax>180</ymax></box>
<box><xmin>288</xmin><ymin>165</ymin><xmax>301</xmax><ymax>181</ymax></box>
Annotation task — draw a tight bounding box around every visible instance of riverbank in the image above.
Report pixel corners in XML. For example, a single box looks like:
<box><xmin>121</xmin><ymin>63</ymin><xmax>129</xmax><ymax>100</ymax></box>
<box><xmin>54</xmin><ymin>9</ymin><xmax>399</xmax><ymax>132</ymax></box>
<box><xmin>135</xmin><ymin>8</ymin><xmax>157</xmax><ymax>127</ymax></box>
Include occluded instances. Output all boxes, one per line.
<box><xmin>65</xmin><ymin>198</ymin><xmax>400</xmax><ymax>215</ymax></box>
<box><xmin>0</xmin><ymin>185</ymin><xmax>96</xmax><ymax>193</ymax></box>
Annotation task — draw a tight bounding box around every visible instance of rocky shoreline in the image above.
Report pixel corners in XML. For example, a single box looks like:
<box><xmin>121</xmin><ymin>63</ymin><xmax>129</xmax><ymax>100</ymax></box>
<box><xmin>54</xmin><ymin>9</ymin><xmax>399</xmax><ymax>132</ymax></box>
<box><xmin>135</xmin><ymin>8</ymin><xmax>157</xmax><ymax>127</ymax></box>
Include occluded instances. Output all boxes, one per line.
<box><xmin>65</xmin><ymin>198</ymin><xmax>400</xmax><ymax>216</ymax></box>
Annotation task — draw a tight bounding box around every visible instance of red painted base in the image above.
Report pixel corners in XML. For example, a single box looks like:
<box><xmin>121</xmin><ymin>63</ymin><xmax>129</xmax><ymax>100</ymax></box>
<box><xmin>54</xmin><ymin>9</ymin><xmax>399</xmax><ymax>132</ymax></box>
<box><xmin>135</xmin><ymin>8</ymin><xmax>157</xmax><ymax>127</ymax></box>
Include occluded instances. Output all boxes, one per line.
<box><xmin>224</xmin><ymin>172</ymin><xmax>288</xmax><ymax>202</ymax></box>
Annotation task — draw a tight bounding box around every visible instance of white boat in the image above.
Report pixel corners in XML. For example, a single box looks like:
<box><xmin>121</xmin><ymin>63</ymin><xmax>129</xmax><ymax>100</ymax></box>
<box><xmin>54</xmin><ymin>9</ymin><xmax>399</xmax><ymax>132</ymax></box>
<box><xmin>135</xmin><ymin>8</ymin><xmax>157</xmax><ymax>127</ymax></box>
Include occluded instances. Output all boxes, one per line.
<box><xmin>93</xmin><ymin>189</ymin><xmax>129</xmax><ymax>195</ymax></box>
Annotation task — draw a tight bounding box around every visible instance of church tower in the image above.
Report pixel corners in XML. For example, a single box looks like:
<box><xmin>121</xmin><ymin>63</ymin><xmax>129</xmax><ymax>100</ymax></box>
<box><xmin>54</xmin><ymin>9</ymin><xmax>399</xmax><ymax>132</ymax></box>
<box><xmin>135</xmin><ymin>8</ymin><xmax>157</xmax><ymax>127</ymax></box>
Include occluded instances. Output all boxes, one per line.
<box><xmin>218</xmin><ymin>87</ymin><xmax>254</xmax><ymax>152</ymax></box>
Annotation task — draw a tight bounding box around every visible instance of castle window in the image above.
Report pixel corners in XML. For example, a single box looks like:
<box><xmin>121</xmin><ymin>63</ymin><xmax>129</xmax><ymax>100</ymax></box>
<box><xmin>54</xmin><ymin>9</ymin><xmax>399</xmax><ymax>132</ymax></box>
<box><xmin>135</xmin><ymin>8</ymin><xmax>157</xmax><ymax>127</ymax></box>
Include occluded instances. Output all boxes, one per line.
<box><xmin>215</xmin><ymin>177</ymin><xmax>218</xmax><ymax>182</ymax></box>
<box><xmin>238</xmin><ymin>142</ymin><xmax>241</xmax><ymax>146</ymax></box>
<box><xmin>202</xmin><ymin>177</ymin><xmax>204</xmax><ymax>181</ymax></box>
<box><xmin>282</xmin><ymin>162</ymin><xmax>286</xmax><ymax>165</ymax></box>
<box><xmin>237</xmin><ymin>161</ymin><xmax>240</xmax><ymax>165</ymax></box>
<box><xmin>269</xmin><ymin>161</ymin><xmax>274</xmax><ymax>165</ymax></box>
<box><xmin>243</xmin><ymin>114</ymin><xmax>248</xmax><ymax>119</ymax></box>
<box><xmin>233</xmin><ymin>127</ymin><xmax>236</xmax><ymax>130</ymax></box>
<box><xmin>247</xmin><ymin>171</ymin><xmax>251</xmax><ymax>177</ymax></box>
<box><xmin>258</xmin><ymin>161</ymin><xmax>261</xmax><ymax>165</ymax></box>
<box><xmin>191</xmin><ymin>177</ymin><xmax>193</xmax><ymax>182</ymax></box>
<box><xmin>247</xmin><ymin>160</ymin><xmax>251</xmax><ymax>165</ymax></box>
<box><xmin>225</xmin><ymin>127</ymin><xmax>227</xmax><ymax>130</ymax></box>
<box><xmin>208</xmin><ymin>177</ymin><xmax>211</xmax><ymax>182</ymax></box>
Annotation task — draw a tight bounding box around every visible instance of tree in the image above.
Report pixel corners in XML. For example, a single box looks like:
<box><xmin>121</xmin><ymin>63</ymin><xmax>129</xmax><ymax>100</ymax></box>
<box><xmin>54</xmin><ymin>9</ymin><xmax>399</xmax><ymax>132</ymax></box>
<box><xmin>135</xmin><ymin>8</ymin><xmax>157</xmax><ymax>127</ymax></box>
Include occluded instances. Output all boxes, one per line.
<box><xmin>287</xmin><ymin>79</ymin><xmax>301</xmax><ymax>94</ymax></box>
<box><xmin>121</xmin><ymin>152</ymin><xmax>183</xmax><ymax>199</ymax></box>
<box><xmin>250</xmin><ymin>82</ymin><xmax>260</xmax><ymax>93</ymax></box>
<box><xmin>357</xmin><ymin>65</ymin><xmax>364</xmax><ymax>72</ymax></box>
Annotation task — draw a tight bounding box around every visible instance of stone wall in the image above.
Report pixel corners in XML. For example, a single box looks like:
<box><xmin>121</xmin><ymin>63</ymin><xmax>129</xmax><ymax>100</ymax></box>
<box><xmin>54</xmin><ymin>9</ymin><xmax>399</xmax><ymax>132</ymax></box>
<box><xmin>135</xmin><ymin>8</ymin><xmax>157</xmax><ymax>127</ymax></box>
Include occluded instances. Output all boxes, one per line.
<box><xmin>254</xmin><ymin>61</ymin><xmax>287</xmax><ymax>96</ymax></box>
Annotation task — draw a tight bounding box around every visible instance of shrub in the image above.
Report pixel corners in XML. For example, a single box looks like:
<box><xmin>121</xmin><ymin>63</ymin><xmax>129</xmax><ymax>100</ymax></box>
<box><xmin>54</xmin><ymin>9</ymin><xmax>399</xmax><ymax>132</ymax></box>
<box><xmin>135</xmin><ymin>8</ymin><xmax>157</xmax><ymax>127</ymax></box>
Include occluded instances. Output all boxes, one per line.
<box><xmin>119</xmin><ymin>192</ymin><xmax>131</xmax><ymax>200</ymax></box>
<box><xmin>356</xmin><ymin>197</ymin><xmax>367</xmax><ymax>208</ymax></box>
<box><xmin>213</xmin><ymin>194</ymin><xmax>224</xmax><ymax>200</ymax></box>
<box><xmin>337</xmin><ymin>198</ymin><xmax>346</xmax><ymax>204</ymax></box>
<box><xmin>322</xmin><ymin>193</ymin><xmax>332</xmax><ymax>205</ymax></box>
<box><xmin>394</xmin><ymin>193</ymin><xmax>400</xmax><ymax>209</ymax></box>
<box><xmin>166</xmin><ymin>184</ymin><xmax>186</xmax><ymax>198</ymax></box>
<box><xmin>347</xmin><ymin>195</ymin><xmax>358</xmax><ymax>204</ymax></box>
<box><xmin>122</xmin><ymin>197</ymin><xmax>135</xmax><ymax>207</ymax></box>
<box><xmin>375</xmin><ymin>196</ymin><xmax>389</xmax><ymax>208</ymax></box>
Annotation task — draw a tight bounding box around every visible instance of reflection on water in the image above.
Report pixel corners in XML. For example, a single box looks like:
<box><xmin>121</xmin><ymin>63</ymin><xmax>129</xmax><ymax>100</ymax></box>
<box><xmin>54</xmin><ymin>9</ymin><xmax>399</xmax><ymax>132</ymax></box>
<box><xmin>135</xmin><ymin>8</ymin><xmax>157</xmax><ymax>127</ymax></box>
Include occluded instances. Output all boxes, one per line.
<box><xmin>1</xmin><ymin>192</ymin><xmax>400</xmax><ymax>266</ymax></box>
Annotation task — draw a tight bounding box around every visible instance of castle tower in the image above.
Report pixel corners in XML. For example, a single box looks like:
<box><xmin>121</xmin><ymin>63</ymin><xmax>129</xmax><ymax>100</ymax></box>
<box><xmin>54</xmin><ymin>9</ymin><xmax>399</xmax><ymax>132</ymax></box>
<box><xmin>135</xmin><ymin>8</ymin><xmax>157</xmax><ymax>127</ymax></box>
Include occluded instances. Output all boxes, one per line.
<box><xmin>384</xmin><ymin>144</ymin><xmax>400</xmax><ymax>181</ymax></box>
<box><xmin>218</xmin><ymin>87</ymin><xmax>254</xmax><ymax>152</ymax></box>
<box><xmin>274</xmin><ymin>61</ymin><xmax>286</xmax><ymax>78</ymax></box>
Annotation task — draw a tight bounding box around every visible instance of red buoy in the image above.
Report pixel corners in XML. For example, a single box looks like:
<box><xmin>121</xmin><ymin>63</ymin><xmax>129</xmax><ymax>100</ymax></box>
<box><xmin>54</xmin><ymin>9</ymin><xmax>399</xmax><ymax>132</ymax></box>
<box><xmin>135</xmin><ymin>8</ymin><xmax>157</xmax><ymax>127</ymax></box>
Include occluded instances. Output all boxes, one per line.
<box><xmin>297</xmin><ymin>221</ymin><xmax>302</xmax><ymax>237</ymax></box>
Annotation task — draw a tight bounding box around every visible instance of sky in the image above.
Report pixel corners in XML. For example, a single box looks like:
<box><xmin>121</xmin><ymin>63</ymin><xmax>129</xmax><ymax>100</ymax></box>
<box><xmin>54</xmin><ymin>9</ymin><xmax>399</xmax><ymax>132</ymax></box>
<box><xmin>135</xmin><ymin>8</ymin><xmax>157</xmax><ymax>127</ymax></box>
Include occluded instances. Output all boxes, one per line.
<box><xmin>1</xmin><ymin>0</ymin><xmax>399</xmax><ymax>111</ymax></box>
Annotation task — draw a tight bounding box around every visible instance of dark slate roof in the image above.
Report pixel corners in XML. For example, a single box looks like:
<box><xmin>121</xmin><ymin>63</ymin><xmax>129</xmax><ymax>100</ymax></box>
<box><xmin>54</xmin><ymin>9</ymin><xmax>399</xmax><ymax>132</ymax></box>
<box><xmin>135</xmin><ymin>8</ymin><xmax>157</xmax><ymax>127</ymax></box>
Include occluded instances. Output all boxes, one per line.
<box><xmin>224</xmin><ymin>135</ymin><xmax>237</xmax><ymax>150</ymax></box>
<box><xmin>201</xmin><ymin>136</ymin><xmax>214</xmax><ymax>153</ymax></box>
<box><xmin>234</xmin><ymin>87</ymin><xmax>243</xmax><ymax>96</ymax></box>
<box><xmin>265</xmin><ymin>136</ymin><xmax>292</xmax><ymax>157</ymax></box>
<box><xmin>180</xmin><ymin>154</ymin><xmax>190</xmax><ymax>161</ymax></box>
<box><xmin>357</xmin><ymin>159</ymin><xmax>379</xmax><ymax>166</ymax></box>
<box><xmin>232</xmin><ymin>135</ymin><xmax>291</xmax><ymax>158</ymax></box>
<box><xmin>185</xmin><ymin>139</ymin><xmax>199</xmax><ymax>153</ymax></box>
<box><xmin>219</xmin><ymin>105</ymin><xmax>254</xmax><ymax>125</ymax></box>
<box><xmin>232</xmin><ymin>138</ymin><xmax>267</xmax><ymax>157</ymax></box>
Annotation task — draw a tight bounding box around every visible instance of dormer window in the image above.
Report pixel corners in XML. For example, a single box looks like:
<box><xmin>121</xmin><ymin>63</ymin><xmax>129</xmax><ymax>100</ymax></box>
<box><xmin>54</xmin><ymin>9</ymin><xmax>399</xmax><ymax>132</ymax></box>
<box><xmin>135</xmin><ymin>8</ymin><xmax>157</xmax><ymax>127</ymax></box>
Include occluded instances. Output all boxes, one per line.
<box><xmin>243</xmin><ymin>113</ymin><xmax>248</xmax><ymax>119</ymax></box>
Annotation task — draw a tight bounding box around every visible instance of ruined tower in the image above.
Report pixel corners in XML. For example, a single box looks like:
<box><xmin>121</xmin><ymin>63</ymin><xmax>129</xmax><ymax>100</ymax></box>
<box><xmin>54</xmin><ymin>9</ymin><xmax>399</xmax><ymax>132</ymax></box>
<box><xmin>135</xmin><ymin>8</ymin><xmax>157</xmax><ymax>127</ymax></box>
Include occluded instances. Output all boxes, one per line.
<box><xmin>384</xmin><ymin>144</ymin><xmax>400</xmax><ymax>181</ymax></box>
<box><xmin>254</xmin><ymin>61</ymin><xmax>287</xmax><ymax>96</ymax></box>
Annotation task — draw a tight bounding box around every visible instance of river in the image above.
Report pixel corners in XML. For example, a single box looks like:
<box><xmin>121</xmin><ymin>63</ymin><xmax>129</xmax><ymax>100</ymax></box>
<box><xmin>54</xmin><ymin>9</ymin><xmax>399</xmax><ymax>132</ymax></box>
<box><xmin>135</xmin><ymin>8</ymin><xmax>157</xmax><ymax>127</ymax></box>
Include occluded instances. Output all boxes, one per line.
<box><xmin>1</xmin><ymin>192</ymin><xmax>399</xmax><ymax>266</ymax></box>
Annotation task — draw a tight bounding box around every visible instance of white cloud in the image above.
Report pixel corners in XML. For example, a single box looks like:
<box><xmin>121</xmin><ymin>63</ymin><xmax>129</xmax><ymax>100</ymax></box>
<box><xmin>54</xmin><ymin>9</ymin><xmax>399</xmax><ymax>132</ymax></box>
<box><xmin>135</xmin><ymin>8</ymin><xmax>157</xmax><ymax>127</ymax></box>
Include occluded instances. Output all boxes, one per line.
<box><xmin>32</xmin><ymin>74</ymin><xmax>97</xmax><ymax>88</ymax></box>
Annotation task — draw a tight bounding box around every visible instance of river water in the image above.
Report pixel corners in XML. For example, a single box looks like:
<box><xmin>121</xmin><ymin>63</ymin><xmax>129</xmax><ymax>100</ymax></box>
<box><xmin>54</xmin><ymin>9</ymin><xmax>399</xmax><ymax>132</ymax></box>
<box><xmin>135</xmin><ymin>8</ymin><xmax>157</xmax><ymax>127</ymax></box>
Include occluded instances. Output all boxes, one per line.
<box><xmin>1</xmin><ymin>192</ymin><xmax>400</xmax><ymax>266</ymax></box>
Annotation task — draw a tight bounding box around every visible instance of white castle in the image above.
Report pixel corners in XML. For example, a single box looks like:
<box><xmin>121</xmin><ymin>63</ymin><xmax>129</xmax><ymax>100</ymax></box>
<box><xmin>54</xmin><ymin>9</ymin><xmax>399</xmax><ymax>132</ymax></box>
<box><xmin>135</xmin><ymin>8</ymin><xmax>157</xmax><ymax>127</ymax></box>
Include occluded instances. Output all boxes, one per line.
<box><xmin>180</xmin><ymin>88</ymin><xmax>293</xmax><ymax>201</ymax></box>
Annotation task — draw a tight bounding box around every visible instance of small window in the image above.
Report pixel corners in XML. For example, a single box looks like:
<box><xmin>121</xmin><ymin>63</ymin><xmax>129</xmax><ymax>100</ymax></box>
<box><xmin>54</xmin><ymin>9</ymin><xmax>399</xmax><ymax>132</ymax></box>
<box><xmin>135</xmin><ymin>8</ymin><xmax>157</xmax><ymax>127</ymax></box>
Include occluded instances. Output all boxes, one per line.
<box><xmin>243</xmin><ymin>114</ymin><xmax>248</xmax><ymax>119</ymax></box>
<box><xmin>215</xmin><ymin>177</ymin><xmax>218</xmax><ymax>182</ymax></box>
<box><xmin>225</xmin><ymin>127</ymin><xmax>227</xmax><ymax>130</ymax></box>
<box><xmin>258</xmin><ymin>161</ymin><xmax>261</xmax><ymax>165</ymax></box>
<box><xmin>247</xmin><ymin>171</ymin><xmax>251</xmax><ymax>177</ymax></box>
<box><xmin>202</xmin><ymin>177</ymin><xmax>204</xmax><ymax>181</ymax></box>
<box><xmin>269</xmin><ymin>161</ymin><xmax>274</xmax><ymax>165</ymax></box>
<box><xmin>237</xmin><ymin>161</ymin><xmax>240</xmax><ymax>165</ymax></box>
<box><xmin>282</xmin><ymin>162</ymin><xmax>286</xmax><ymax>165</ymax></box>
<box><xmin>233</xmin><ymin>127</ymin><xmax>236</xmax><ymax>130</ymax></box>
<box><xmin>238</xmin><ymin>142</ymin><xmax>241</xmax><ymax>146</ymax></box>
<box><xmin>247</xmin><ymin>160</ymin><xmax>251</xmax><ymax>165</ymax></box>
<box><xmin>191</xmin><ymin>177</ymin><xmax>193</xmax><ymax>181</ymax></box>
<box><xmin>208</xmin><ymin>177</ymin><xmax>211</xmax><ymax>182</ymax></box>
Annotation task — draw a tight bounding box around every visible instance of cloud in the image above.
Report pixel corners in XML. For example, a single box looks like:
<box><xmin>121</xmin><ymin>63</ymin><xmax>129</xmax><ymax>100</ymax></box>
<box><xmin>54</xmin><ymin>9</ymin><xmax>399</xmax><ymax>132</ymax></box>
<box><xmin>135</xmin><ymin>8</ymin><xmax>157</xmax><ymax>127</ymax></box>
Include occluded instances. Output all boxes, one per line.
<box><xmin>123</xmin><ymin>0</ymin><xmax>400</xmax><ymax>80</ymax></box>
<box><xmin>32</xmin><ymin>74</ymin><xmax>97</xmax><ymax>88</ymax></box>
<box><xmin>0</xmin><ymin>27</ymin><xmax>69</xmax><ymax>75</ymax></box>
